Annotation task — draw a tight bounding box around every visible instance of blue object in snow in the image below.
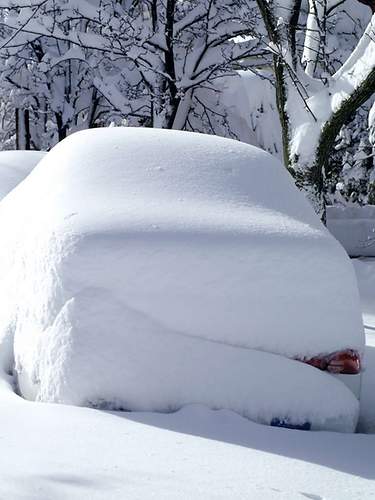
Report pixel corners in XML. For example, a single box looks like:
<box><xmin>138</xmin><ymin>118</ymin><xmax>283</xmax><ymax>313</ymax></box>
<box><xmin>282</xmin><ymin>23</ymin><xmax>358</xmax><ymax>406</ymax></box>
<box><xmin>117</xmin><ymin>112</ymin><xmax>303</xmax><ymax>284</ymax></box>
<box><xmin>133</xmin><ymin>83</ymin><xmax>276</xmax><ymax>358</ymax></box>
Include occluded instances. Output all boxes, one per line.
<box><xmin>270</xmin><ymin>418</ymin><xmax>311</xmax><ymax>431</ymax></box>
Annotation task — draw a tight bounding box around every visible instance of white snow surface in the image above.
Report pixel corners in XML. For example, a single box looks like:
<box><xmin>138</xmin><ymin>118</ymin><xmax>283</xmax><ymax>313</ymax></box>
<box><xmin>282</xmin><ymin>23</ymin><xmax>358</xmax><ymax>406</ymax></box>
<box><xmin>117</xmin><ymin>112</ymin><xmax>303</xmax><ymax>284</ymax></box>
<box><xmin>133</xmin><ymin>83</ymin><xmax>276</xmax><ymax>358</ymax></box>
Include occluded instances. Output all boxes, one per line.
<box><xmin>0</xmin><ymin>372</ymin><xmax>374</xmax><ymax>500</ymax></box>
<box><xmin>327</xmin><ymin>206</ymin><xmax>375</xmax><ymax>257</ymax></box>
<box><xmin>0</xmin><ymin>256</ymin><xmax>373</xmax><ymax>499</ymax></box>
<box><xmin>353</xmin><ymin>258</ymin><xmax>375</xmax><ymax>434</ymax></box>
<box><xmin>0</xmin><ymin>128</ymin><xmax>364</xmax><ymax>430</ymax></box>
<box><xmin>289</xmin><ymin>13</ymin><xmax>375</xmax><ymax>170</ymax></box>
<box><xmin>353</xmin><ymin>258</ymin><xmax>375</xmax><ymax>341</ymax></box>
<box><xmin>0</xmin><ymin>150</ymin><xmax>46</xmax><ymax>200</ymax></box>
<box><xmin>218</xmin><ymin>71</ymin><xmax>282</xmax><ymax>157</ymax></box>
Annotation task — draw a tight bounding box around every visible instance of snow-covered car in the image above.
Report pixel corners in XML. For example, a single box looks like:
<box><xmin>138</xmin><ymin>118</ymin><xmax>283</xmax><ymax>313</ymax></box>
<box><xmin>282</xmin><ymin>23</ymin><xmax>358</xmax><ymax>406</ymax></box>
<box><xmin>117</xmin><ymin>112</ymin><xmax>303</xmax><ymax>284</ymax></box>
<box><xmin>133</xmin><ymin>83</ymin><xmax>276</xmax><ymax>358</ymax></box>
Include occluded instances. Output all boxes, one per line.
<box><xmin>0</xmin><ymin>128</ymin><xmax>365</xmax><ymax>432</ymax></box>
<box><xmin>0</xmin><ymin>150</ymin><xmax>46</xmax><ymax>200</ymax></box>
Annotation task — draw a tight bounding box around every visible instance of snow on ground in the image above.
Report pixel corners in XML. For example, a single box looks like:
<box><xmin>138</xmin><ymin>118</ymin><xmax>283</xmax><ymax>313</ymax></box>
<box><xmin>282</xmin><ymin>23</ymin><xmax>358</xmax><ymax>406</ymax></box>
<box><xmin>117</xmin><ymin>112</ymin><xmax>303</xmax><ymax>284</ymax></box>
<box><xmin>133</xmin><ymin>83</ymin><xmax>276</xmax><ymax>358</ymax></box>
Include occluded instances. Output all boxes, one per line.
<box><xmin>0</xmin><ymin>255</ymin><xmax>372</xmax><ymax>498</ymax></box>
<box><xmin>327</xmin><ymin>206</ymin><xmax>375</xmax><ymax>258</ymax></box>
<box><xmin>0</xmin><ymin>151</ymin><xmax>46</xmax><ymax>200</ymax></box>
<box><xmin>353</xmin><ymin>258</ymin><xmax>375</xmax><ymax>342</ymax></box>
<box><xmin>0</xmin><ymin>128</ymin><xmax>363</xmax><ymax>431</ymax></box>
<box><xmin>353</xmin><ymin>258</ymin><xmax>375</xmax><ymax>433</ymax></box>
<box><xmin>0</xmin><ymin>258</ymin><xmax>373</xmax><ymax>499</ymax></box>
<box><xmin>0</xmin><ymin>372</ymin><xmax>375</xmax><ymax>500</ymax></box>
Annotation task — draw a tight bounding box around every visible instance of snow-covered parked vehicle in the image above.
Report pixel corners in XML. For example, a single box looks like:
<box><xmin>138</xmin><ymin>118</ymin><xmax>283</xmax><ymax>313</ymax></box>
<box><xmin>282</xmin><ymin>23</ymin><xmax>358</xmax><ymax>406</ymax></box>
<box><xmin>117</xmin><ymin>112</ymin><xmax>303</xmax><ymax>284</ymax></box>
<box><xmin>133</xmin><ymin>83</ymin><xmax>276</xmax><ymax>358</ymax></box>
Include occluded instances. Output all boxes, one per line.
<box><xmin>0</xmin><ymin>151</ymin><xmax>46</xmax><ymax>200</ymax></box>
<box><xmin>0</xmin><ymin>128</ymin><xmax>365</xmax><ymax>432</ymax></box>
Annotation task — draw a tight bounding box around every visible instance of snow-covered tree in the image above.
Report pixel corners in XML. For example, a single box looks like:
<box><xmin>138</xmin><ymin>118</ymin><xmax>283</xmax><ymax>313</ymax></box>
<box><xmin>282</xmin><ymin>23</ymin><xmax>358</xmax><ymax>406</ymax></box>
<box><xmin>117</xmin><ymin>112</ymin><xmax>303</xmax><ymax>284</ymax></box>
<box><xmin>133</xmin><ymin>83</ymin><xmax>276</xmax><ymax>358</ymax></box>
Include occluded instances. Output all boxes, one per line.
<box><xmin>0</xmin><ymin>95</ymin><xmax>15</xmax><ymax>149</ymax></box>
<box><xmin>84</xmin><ymin>0</ymin><xmax>262</xmax><ymax>130</ymax></box>
<box><xmin>0</xmin><ymin>1</ymin><xmax>104</xmax><ymax>149</ymax></box>
<box><xmin>368</xmin><ymin>100</ymin><xmax>375</xmax><ymax>203</ymax></box>
<box><xmin>0</xmin><ymin>0</ymin><xmax>262</xmax><ymax>138</ymax></box>
<box><xmin>255</xmin><ymin>0</ymin><xmax>375</xmax><ymax>214</ymax></box>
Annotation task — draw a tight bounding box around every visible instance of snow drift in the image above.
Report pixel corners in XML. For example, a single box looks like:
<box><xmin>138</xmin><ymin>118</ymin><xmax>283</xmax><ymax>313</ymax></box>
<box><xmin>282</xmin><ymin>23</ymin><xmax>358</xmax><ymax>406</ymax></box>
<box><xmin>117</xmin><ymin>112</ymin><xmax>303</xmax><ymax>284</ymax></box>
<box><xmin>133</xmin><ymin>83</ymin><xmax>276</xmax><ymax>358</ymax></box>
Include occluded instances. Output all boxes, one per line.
<box><xmin>0</xmin><ymin>128</ymin><xmax>364</xmax><ymax>431</ymax></box>
<box><xmin>327</xmin><ymin>206</ymin><xmax>375</xmax><ymax>257</ymax></box>
<box><xmin>0</xmin><ymin>151</ymin><xmax>46</xmax><ymax>200</ymax></box>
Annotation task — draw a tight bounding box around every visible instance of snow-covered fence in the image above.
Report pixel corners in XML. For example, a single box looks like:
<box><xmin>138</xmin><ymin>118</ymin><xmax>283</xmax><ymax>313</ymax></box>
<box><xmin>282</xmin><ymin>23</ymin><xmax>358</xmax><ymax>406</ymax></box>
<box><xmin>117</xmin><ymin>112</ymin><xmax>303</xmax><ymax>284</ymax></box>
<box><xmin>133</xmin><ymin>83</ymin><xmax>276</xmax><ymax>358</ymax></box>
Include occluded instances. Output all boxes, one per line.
<box><xmin>327</xmin><ymin>206</ymin><xmax>375</xmax><ymax>257</ymax></box>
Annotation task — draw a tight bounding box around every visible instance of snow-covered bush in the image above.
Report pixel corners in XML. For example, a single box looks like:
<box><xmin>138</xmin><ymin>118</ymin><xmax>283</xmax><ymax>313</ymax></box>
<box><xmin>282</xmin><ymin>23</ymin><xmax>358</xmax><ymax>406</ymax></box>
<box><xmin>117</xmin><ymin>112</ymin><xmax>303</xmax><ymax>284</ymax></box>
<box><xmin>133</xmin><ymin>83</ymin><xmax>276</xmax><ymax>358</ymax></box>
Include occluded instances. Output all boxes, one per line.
<box><xmin>327</xmin><ymin>205</ymin><xmax>375</xmax><ymax>257</ymax></box>
<box><xmin>0</xmin><ymin>151</ymin><xmax>45</xmax><ymax>200</ymax></box>
<box><xmin>0</xmin><ymin>128</ymin><xmax>364</xmax><ymax>431</ymax></box>
<box><xmin>206</xmin><ymin>71</ymin><xmax>283</xmax><ymax>155</ymax></box>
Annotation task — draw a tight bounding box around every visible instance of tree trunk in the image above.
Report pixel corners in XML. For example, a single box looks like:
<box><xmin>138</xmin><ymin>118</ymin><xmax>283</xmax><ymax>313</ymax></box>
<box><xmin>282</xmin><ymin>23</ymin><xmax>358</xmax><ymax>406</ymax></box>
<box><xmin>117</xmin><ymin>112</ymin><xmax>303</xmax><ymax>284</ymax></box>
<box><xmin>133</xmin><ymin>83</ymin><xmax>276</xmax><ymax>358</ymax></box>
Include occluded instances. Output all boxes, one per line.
<box><xmin>55</xmin><ymin>113</ymin><xmax>68</xmax><ymax>142</ymax></box>
<box><xmin>164</xmin><ymin>0</ymin><xmax>181</xmax><ymax>129</ymax></box>
<box><xmin>15</xmin><ymin>109</ymin><xmax>31</xmax><ymax>150</ymax></box>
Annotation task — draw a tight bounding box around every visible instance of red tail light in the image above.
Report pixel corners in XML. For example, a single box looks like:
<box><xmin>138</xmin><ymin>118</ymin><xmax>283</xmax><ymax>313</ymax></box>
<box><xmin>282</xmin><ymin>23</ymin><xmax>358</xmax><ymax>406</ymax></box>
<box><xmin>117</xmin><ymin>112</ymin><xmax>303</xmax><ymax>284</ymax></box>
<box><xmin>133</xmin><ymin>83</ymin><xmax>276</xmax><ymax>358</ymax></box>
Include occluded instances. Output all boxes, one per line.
<box><xmin>298</xmin><ymin>349</ymin><xmax>361</xmax><ymax>375</ymax></box>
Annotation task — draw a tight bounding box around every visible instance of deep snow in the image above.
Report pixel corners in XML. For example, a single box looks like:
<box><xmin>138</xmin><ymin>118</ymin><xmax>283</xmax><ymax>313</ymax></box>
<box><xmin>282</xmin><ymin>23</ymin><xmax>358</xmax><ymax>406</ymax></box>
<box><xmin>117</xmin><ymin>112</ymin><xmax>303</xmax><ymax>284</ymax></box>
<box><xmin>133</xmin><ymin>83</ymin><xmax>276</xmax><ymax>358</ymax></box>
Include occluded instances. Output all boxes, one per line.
<box><xmin>0</xmin><ymin>256</ymin><xmax>372</xmax><ymax>499</ymax></box>
<box><xmin>0</xmin><ymin>131</ymin><xmax>372</xmax><ymax>497</ymax></box>
<box><xmin>353</xmin><ymin>258</ymin><xmax>375</xmax><ymax>433</ymax></box>
<box><xmin>0</xmin><ymin>372</ymin><xmax>374</xmax><ymax>500</ymax></box>
<box><xmin>0</xmin><ymin>128</ymin><xmax>363</xmax><ymax>431</ymax></box>
<box><xmin>327</xmin><ymin>206</ymin><xmax>375</xmax><ymax>257</ymax></box>
<box><xmin>0</xmin><ymin>256</ymin><xmax>373</xmax><ymax>498</ymax></box>
<box><xmin>0</xmin><ymin>150</ymin><xmax>46</xmax><ymax>200</ymax></box>
<box><xmin>353</xmin><ymin>258</ymin><xmax>375</xmax><ymax>342</ymax></box>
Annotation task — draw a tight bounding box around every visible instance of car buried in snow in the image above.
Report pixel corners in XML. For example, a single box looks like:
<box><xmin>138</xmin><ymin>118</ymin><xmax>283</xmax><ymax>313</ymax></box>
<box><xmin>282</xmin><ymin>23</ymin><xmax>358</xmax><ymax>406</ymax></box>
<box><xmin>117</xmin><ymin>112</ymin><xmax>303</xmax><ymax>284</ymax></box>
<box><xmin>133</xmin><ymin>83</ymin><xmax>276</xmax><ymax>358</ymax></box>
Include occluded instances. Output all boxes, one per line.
<box><xmin>0</xmin><ymin>150</ymin><xmax>46</xmax><ymax>201</ymax></box>
<box><xmin>0</xmin><ymin>128</ymin><xmax>365</xmax><ymax>432</ymax></box>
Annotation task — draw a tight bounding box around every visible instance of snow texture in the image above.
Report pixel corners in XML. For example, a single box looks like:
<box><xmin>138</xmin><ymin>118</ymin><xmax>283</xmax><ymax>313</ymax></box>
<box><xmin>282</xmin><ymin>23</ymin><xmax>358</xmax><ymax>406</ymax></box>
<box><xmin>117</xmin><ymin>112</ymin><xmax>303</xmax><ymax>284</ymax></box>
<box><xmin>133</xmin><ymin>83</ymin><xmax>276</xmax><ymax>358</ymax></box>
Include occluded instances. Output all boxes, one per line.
<box><xmin>216</xmin><ymin>71</ymin><xmax>282</xmax><ymax>157</ymax></box>
<box><xmin>0</xmin><ymin>151</ymin><xmax>46</xmax><ymax>200</ymax></box>
<box><xmin>0</xmin><ymin>250</ymin><xmax>374</xmax><ymax>499</ymax></box>
<box><xmin>327</xmin><ymin>206</ymin><xmax>375</xmax><ymax>257</ymax></box>
<box><xmin>0</xmin><ymin>372</ymin><xmax>374</xmax><ymax>500</ymax></box>
<box><xmin>353</xmin><ymin>258</ymin><xmax>375</xmax><ymax>340</ymax></box>
<box><xmin>353</xmin><ymin>258</ymin><xmax>375</xmax><ymax>433</ymax></box>
<box><xmin>0</xmin><ymin>128</ymin><xmax>364</xmax><ymax>431</ymax></box>
<box><xmin>286</xmin><ymin>11</ymin><xmax>375</xmax><ymax>181</ymax></box>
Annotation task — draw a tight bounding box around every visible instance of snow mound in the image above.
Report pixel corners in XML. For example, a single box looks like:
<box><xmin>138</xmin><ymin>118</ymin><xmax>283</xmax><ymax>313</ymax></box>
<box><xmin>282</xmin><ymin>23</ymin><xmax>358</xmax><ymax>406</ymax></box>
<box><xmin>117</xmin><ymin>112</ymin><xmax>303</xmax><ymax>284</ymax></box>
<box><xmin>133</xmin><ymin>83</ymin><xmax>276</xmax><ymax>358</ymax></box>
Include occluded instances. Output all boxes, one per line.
<box><xmin>0</xmin><ymin>374</ymin><xmax>373</xmax><ymax>500</ymax></box>
<box><xmin>0</xmin><ymin>151</ymin><xmax>46</xmax><ymax>200</ymax></box>
<box><xmin>0</xmin><ymin>128</ymin><xmax>363</xmax><ymax>431</ymax></box>
<box><xmin>327</xmin><ymin>206</ymin><xmax>375</xmax><ymax>257</ymax></box>
<box><xmin>359</xmin><ymin>345</ymin><xmax>375</xmax><ymax>433</ymax></box>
